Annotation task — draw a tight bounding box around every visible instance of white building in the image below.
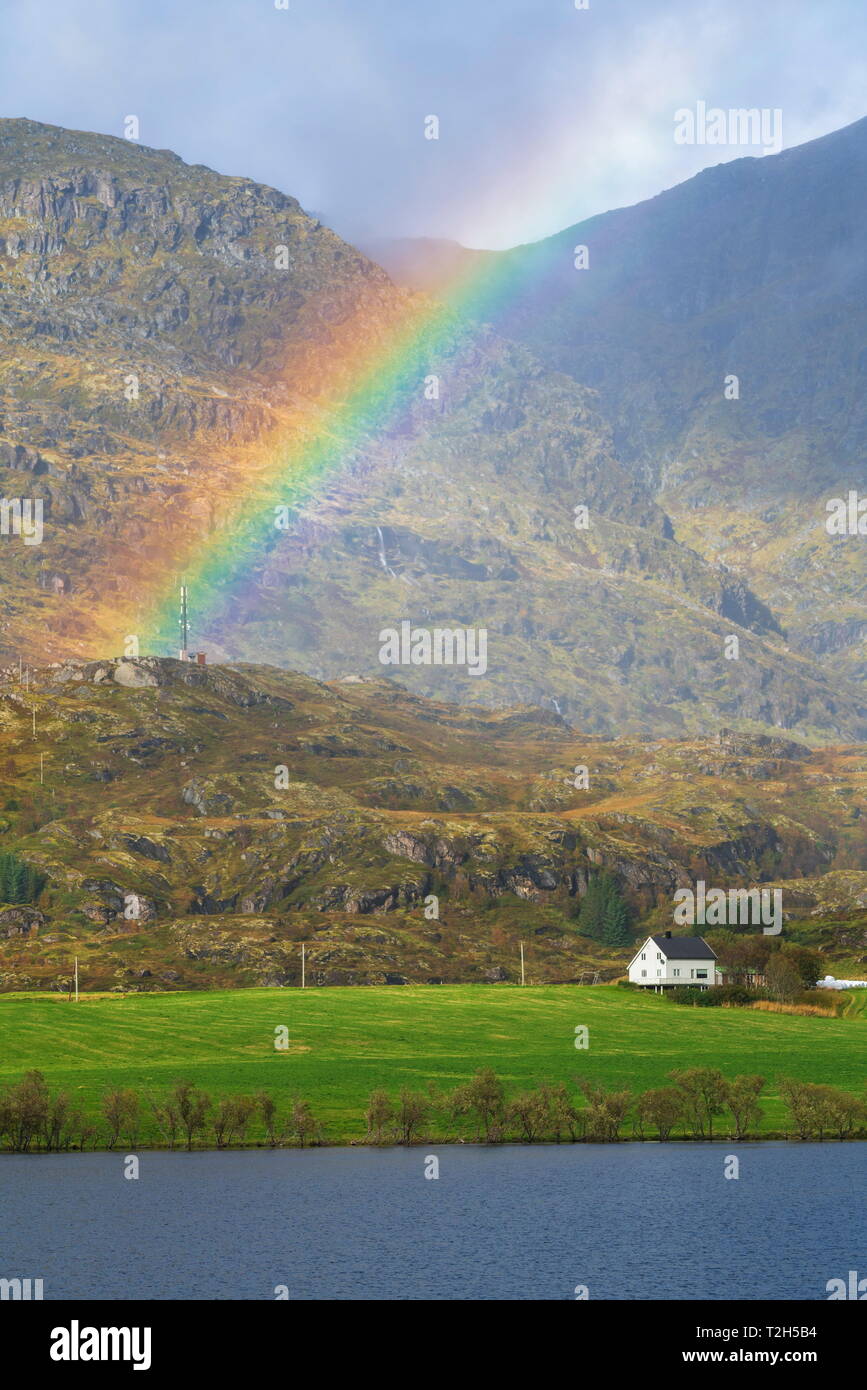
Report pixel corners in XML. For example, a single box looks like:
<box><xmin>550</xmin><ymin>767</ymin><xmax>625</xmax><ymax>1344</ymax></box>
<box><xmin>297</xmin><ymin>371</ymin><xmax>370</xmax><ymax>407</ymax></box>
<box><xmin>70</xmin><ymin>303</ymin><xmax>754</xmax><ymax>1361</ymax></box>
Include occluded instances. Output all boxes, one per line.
<box><xmin>628</xmin><ymin>932</ymin><xmax>719</xmax><ymax>992</ymax></box>
<box><xmin>816</xmin><ymin>975</ymin><xmax>867</xmax><ymax>991</ymax></box>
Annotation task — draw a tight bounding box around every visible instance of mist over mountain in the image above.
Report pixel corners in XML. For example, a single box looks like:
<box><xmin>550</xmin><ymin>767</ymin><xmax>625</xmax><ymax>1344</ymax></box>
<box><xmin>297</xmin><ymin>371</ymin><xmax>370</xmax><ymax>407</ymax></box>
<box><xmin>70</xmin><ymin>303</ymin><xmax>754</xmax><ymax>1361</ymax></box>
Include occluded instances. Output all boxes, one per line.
<box><xmin>0</xmin><ymin>117</ymin><xmax>865</xmax><ymax>741</ymax></box>
<box><xmin>356</xmin><ymin>237</ymin><xmax>495</xmax><ymax>296</ymax></box>
<box><xmin>428</xmin><ymin>118</ymin><xmax>867</xmax><ymax>697</ymax></box>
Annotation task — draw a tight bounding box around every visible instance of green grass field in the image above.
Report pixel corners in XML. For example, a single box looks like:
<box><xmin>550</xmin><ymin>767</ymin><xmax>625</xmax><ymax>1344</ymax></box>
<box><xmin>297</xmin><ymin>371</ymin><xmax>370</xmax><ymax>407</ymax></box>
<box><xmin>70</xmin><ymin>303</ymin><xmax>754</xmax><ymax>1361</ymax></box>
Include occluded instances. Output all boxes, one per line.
<box><xmin>1</xmin><ymin>984</ymin><xmax>865</xmax><ymax>1144</ymax></box>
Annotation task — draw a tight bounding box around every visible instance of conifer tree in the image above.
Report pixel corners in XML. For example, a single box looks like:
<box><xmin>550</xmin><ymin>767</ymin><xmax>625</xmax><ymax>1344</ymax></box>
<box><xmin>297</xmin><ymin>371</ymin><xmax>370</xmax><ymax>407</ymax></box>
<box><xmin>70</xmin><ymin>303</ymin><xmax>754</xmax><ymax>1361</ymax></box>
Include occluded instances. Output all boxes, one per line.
<box><xmin>578</xmin><ymin>870</ymin><xmax>631</xmax><ymax>945</ymax></box>
<box><xmin>0</xmin><ymin>851</ymin><xmax>45</xmax><ymax>904</ymax></box>
<box><xmin>601</xmin><ymin>888</ymin><xmax>631</xmax><ymax>946</ymax></box>
<box><xmin>577</xmin><ymin>873</ymin><xmax>606</xmax><ymax>939</ymax></box>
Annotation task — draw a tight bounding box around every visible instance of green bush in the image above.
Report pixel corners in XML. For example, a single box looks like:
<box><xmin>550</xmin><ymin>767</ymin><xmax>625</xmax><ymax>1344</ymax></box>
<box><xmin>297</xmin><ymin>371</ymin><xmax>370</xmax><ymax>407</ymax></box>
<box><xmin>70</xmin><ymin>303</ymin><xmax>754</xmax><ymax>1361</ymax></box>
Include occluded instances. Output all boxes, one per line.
<box><xmin>667</xmin><ymin>984</ymin><xmax>763</xmax><ymax>1008</ymax></box>
<box><xmin>668</xmin><ymin>986</ymin><xmax>710</xmax><ymax>1006</ymax></box>
<box><xmin>715</xmin><ymin>984</ymin><xmax>764</xmax><ymax>1006</ymax></box>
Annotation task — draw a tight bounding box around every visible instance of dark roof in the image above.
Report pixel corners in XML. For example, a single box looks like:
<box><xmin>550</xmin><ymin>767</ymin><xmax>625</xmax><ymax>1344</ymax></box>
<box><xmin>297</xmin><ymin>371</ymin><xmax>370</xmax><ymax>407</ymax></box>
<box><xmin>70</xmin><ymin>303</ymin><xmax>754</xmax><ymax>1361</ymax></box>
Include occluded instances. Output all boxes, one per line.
<box><xmin>650</xmin><ymin>935</ymin><xmax>717</xmax><ymax>960</ymax></box>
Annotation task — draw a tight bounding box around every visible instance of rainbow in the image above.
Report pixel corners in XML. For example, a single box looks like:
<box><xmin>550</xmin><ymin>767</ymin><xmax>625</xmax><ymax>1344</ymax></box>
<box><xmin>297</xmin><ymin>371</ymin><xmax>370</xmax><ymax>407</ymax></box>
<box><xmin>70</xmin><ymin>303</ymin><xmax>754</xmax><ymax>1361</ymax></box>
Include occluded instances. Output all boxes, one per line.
<box><xmin>140</xmin><ymin>231</ymin><xmax>571</xmax><ymax>656</ymax></box>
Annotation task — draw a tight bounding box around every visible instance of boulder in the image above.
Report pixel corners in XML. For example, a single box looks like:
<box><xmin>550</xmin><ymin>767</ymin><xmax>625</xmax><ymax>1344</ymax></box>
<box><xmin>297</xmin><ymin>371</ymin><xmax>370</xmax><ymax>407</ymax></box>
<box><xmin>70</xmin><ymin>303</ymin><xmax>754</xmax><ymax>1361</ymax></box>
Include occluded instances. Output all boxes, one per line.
<box><xmin>113</xmin><ymin>661</ymin><xmax>160</xmax><ymax>689</ymax></box>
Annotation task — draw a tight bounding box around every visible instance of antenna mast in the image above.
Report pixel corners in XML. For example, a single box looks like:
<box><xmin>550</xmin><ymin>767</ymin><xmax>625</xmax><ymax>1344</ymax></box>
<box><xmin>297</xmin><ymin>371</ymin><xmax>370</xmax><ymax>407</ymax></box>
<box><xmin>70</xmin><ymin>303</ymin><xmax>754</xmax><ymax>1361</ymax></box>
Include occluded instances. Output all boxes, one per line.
<box><xmin>179</xmin><ymin>582</ymin><xmax>190</xmax><ymax>660</ymax></box>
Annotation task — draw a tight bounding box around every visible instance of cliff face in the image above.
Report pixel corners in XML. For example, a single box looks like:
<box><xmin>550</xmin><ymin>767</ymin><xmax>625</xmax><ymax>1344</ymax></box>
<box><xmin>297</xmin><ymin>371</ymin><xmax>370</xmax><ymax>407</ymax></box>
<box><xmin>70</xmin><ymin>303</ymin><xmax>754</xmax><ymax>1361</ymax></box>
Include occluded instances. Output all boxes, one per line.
<box><xmin>0</xmin><ymin>118</ymin><xmax>865</xmax><ymax>740</ymax></box>
<box><xmin>0</xmin><ymin>119</ymin><xmax>398</xmax><ymax>366</ymax></box>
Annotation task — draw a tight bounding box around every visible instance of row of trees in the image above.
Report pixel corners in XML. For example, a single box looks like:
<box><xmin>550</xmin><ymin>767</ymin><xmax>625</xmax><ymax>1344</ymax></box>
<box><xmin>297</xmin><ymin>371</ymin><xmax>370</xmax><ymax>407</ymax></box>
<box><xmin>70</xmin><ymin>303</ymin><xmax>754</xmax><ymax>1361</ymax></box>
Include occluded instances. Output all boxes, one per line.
<box><xmin>365</xmin><ymin>1067</ymin><xmax>867</xmax><ymax>1145</ymax></box>
<box><xmin>2</xmin><ymin>1067</ymin><xmax>864</xmax><ymax>1151</ymax></box>
<box><xmin>146</xmin><ymin>1083</ymin><xmax>322</xmax><ymax>1150</ymax></box>
<box><xmin>0</xmin><ymin>1073</ymin><xmax>322</xmax><ymax>1153</ymax></box>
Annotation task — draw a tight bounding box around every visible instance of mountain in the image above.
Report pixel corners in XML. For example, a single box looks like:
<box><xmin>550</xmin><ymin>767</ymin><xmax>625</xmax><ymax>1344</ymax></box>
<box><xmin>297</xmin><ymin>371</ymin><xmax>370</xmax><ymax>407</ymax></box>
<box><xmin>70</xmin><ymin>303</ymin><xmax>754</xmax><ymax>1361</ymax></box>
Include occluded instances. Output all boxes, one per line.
<box><xmin>0</xmin><ymin>657</ymin><xmax>864</xmax><ymax>991</ymax></box>
<box><xmin>464</xmin><ymin>117</ymin><xmax>867</xmax><ymax>692</ymax></box>
<box><xmin>0</xmin><ymin>117</ymin><xmax>865</xmax><ymax>741</ymax></box>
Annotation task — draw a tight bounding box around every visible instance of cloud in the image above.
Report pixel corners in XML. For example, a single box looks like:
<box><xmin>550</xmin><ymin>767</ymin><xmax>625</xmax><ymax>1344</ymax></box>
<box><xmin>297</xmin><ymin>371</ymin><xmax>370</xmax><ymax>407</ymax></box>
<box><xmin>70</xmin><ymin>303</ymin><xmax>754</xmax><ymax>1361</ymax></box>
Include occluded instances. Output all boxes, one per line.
<box><xmin>0</xmin><ymin>0</ymin><xmax>865</xmax><ymax>248</ymax></box>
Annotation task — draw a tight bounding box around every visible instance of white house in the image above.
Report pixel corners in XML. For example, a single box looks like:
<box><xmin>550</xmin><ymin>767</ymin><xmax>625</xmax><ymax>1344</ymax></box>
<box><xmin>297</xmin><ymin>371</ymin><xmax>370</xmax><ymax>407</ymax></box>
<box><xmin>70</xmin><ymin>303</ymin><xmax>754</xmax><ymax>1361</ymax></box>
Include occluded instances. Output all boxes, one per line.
<box><xmin>628</xmin><ymin>932</ymin><xmax>719</xmax><ymax>992</ymax></box>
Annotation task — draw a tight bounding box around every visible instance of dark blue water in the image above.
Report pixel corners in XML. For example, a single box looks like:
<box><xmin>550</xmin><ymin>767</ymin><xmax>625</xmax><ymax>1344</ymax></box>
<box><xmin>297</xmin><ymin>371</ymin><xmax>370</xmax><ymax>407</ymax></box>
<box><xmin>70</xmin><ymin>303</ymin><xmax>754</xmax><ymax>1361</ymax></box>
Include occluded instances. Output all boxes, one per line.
<box><xmin>1</xmin><ymin>1144</ymin><xmax>863</xmax><ymax>1300</ymax></box>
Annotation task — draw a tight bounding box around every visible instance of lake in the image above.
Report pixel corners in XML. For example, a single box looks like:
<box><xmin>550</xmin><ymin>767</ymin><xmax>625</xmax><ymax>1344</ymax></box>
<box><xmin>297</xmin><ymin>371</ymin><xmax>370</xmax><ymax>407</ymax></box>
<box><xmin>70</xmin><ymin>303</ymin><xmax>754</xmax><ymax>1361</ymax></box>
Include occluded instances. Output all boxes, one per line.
<box><xmin>1</xmin><ymin>1143</ymin><xmax>863</xmax><ymax>1300</ymax></box>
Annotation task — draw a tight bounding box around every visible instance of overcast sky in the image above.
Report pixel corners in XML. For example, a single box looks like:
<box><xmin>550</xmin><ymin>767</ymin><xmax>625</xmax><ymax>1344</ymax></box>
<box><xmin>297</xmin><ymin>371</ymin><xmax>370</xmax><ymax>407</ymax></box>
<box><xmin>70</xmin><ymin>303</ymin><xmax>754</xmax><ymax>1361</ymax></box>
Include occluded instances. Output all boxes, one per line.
<box><xmin>1</xmin><ymin>0</ymin><xmax>865</xmax><ymax>249</ymax></box>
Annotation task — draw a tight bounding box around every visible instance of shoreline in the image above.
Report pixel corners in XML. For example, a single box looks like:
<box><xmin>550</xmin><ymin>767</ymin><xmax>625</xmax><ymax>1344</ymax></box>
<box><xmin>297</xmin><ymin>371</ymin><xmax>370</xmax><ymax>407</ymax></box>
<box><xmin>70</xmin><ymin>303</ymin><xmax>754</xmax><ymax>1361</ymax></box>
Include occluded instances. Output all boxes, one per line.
<box><xmin>4</xmin><ymin>1133</ymin><xmax>867</xmax><ymax>1156</ymax></box>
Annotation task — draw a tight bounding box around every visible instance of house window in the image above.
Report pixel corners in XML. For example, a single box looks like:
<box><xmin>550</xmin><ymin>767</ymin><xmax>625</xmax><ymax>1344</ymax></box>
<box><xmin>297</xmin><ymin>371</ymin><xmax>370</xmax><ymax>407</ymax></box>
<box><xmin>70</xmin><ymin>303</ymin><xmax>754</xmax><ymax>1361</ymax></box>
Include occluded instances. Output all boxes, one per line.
<box><xmin>657</xmin><ymin>969</ymin><xmax>661</xmax><ymax>977</ymax></box>
<box><xmin>641</xmin><ymin>970</ymin><xmax>646</xmax><ymax>978</ymax></box>
<box><xmin>657</xmin><ymin>952</ymin><xmax>663</xmax><ymax>960</ymax></box>
<box><xmin>696</xmin><ymin>970</ymin><xmax>708</xmax><ymax>980</ymax></box>
<box><xmin>640</xmin><ymin>952</ymin><xmax>646</xmax><ymax>961</ymax></box>
<box><xmin>673</xmin><ymin>968</ymin><xmax>680</xmax><ymax>977</ymax></box>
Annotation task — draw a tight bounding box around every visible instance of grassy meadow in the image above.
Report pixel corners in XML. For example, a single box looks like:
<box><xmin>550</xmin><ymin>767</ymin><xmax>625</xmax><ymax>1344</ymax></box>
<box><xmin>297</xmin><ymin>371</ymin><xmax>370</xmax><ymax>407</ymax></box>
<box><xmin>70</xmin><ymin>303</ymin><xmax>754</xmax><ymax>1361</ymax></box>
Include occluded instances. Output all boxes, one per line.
<box><xmin>1</xmin><ymin>983</ymin><xmax>865</xmax><ymax>1145</ymax></box>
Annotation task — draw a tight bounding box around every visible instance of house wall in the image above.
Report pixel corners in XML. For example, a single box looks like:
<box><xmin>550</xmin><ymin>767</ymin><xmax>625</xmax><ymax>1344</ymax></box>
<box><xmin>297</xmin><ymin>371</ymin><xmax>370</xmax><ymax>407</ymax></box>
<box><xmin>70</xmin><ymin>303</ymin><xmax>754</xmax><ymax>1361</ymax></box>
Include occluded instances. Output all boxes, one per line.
<box><xmin>628</xmin><ymin>939</ymin><xmax>717</xmax><ymax>987</ymax></box>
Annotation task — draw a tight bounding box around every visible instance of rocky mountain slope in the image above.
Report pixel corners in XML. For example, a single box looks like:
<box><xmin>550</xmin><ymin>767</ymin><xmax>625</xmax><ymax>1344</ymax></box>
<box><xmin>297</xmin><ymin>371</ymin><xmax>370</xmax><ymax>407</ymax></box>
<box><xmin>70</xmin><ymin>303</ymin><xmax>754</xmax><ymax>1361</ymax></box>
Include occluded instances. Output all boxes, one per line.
<box><xmin>0</xmin><ymin>118</ymin><xmax>864</xmax><ymax>739</ymax></box>
<box><xmin>0</xmin><ymin>658</ymin><xmax>864</xmax><ymax>991</ymax></box>
<box><xmin>432</xmin><ymin>118</ymin><xmax>867</xmax><ymax>696</ymax></box>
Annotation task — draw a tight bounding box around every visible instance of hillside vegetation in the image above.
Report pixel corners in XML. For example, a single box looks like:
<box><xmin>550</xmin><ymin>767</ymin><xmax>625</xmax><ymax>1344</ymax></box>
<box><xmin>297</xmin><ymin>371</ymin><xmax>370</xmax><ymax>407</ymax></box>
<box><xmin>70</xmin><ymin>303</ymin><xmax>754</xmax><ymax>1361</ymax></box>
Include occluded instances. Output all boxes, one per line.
<box><xmin>0</xmin><ymin>657</ymin><xmax>864</xmax><ymax>990</ymax></box>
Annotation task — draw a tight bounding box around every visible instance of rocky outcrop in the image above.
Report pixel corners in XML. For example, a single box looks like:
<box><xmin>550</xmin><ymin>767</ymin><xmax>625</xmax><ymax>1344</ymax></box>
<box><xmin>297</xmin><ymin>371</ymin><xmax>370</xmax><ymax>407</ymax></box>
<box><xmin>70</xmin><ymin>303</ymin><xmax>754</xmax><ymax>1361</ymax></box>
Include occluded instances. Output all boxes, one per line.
<box><xmin>182</xmin><ymin>779</ymin><xmax>235</xmax><ymax>816</ymax></box>
<box><xmin>0</xmin><ymin>905</ymin><xmax>43</xmax><ymax>938</ymax></box>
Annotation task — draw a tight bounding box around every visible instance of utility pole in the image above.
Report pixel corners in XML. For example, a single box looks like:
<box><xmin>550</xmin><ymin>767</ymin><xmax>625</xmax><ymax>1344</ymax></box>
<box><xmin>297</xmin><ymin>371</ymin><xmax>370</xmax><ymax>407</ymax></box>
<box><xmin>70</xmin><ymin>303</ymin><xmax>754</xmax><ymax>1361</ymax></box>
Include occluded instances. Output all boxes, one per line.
<box><xmin>520</xmin><ymin>941</ymin><xmax>525</xmax><ymax>987</ymax></box>
<box><xmin>74</xmin><ymin>956</ymin><xmax>79</xmax><ymax>1003</ymax></box>
<box><xmin>39</xmin><ymin>752</ymin><xmax>44</xmax><ymax>784</ymax></box>
<box><xmin>301</xmin><ymin>942</ymin><xmax>306</xmax><ymax>989</ymax></box>
<box><xmin>32</xmin><ymin>707</ymin><xmax>36</xmax><ymax>737</ymax></box>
